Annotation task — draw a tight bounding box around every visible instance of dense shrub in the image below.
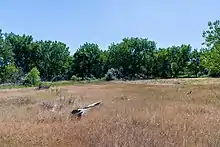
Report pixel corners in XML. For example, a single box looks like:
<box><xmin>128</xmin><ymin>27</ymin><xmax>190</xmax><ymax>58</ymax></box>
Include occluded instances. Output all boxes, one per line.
<box><xmin>105</xmin><ymin>68</ymin><xmax>122</xmax><ymax>81</ymax></box>
<box><xmin>0</xmin><ymin>64</ymin><xmax>19</xmax><ymax>83</ymax></box>
<box><xmin>90</xmin><ymin>75</ymin><xmax>96</xmax><ymax>80</ymax></box>
<box><xmin>24</xmin><ymin>67</ymin><xmax>41</xmax><ymax>86</ymax></box>
<box><xmin>71</xmin><ymin>75</ymin><xmax>80</xmax><ymax>81</ymax></box>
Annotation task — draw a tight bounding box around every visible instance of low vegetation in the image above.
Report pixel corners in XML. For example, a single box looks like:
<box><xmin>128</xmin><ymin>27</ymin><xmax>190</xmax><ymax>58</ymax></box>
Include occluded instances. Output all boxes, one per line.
<box><xmin>0</xmin><ymin>78</ymin><xmax>220</xmax><ymax>146</ymax></box>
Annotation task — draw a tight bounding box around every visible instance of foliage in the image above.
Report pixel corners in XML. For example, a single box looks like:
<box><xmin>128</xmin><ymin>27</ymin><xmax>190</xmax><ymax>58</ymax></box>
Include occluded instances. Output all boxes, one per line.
<box><xmin>201</xmin><ymin>20</ymin><xmax>220</xmax><ymax>76</ymax></box>
<box><xmin>202</xmin><ymin>20</ymin><xmax>220</xmax><ymax>48</ymax></box>
<box><xmin>5</xmin><ymin>33</ymin><xmax>37</xmax><ymax>74</ymax></box>
<box><xmin>71</xmin><ymin>75</ymin><xmax>80</xmax><ymax>81</ymax></box>
<box><xmin>3</xmin><ymin>64</ymin><xmax>19</xmax><ymax>83</ymax></box>
<box><xmin>186</xmin><ymin>49</ymin><xmax>202</xmax><ymax>77</ymax></box>
<box><xmin>108</xmin><ymin>37</ymin><xmax>157</xmax><ymax>77</ymax></box>
<box><xmin>105</xmin><ymin>68</ymin><xmax>122</xmax><ymax>81</ymax></box>
<box><xmin>24</xmin><ymin>67</ymin><xmax>41</xmax><ymax>86</ymax></box>
<box><xmin>171</xmin><ymin>62</ymin><xmax>178</xmax><ymax>78</ymax></box>
<box><xmin>0</xmin><ymin>20</ymin><xmax>220</xmax><ymax>86</ymax></box>
<box><xmin>73</xmin><ymin>42</ymin><xmax>103</xmax><ymax>79</ymax></box>
<box><xmin>35</xmin><ymin>40</ymin><xmax>71</xmax><ymax>81</ymax></box>
<box><xmin>0</xmin><ymin>30</ymin><xmax>15</xmax><ymax>83</ymax></box>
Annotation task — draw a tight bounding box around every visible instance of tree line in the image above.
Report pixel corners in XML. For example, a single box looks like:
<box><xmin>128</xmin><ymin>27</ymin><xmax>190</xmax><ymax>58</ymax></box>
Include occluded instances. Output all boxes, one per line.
<box><xmin>0</xmin><ymin>20</ymin><xmax>219</xmax><ymax>86</ymax></box>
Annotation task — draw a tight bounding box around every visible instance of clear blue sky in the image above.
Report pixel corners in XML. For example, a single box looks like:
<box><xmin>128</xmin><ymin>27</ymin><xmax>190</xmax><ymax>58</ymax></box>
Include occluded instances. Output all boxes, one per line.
<box><xmin>1</xmin><ymin>0</ymin><xmax>219</xmax><ymax>54</ymax></box>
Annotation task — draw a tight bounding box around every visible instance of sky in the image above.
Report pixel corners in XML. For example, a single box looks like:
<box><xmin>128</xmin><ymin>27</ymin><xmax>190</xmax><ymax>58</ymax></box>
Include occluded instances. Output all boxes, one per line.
<box><xmin>0</xmin><ymin>0</ymin><xmax>219</xmax><ymax>54</ymax></box>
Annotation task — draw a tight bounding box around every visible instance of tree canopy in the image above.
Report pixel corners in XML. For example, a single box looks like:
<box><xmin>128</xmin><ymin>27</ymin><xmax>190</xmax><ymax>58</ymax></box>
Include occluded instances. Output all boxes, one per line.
<box><xmin>0</xmin><ymin>20</ymin><xmax>220</xmax><ymax>85</ymax></box>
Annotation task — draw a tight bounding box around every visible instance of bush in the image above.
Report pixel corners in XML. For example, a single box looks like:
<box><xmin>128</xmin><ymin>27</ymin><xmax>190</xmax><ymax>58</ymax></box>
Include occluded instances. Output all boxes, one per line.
<box><xmin>84</xmin><ymin>75</ymin><xmax>96</xmax><ymax>81</ymax></box>
<box><xmin>71</xmin><ymin>75</ymin><xmax>79</xmax><ymax>81</ymax></box>
<box><xmin>197</xmin><ymin>71</ymin><xmax>204</xmax><ymax>77</ymax></box>
<box><xmin>134</xmin><ymin>74</ymin><xmax>145</xmax><ymax>80</ymax></box>
<box><xmin>105</xmin><ymin>68</ymin><xmax>116</xmax><ymax>81</ymax></box>
<box><xmin>90</xmin><ymin>75</ymin><xmax>96</xmax><ymax>80</ymax></box>
<box><xmin>24</xmin><ymin>67</ymin><xmax>41</xmax><ymax>86</ymax></box>
<box><xmin>0</xmin><ymin>64</ymin><xmax>19</xmax><ymax>83</ymax></box>
<box><xmin>207</xmin><ymin>69</ymin><xmax>220</xmax><ymax>77</ymax></box>
<box><xmin>105</xmin><ymin>68</ymin><xmax>122</xmax><ymax>81</ymax></box>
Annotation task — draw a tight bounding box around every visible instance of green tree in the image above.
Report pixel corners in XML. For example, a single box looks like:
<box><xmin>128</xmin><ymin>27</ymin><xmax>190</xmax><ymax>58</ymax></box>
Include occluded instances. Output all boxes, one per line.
<box><xmin>201</xmin><ymin>45</ymin><xmax>220</xmax><ymax>76</ymax></box>
<box><xmin>171</xmin><ymin>62</ymin><xmax>178</xmax><ymax>78</ymax></box>
<box><xmin>3</xmin><ymin>64</ymin><xmax>19</xmax><ymax>83</ymax></box>
<box><xmin>0</xmin><ymin>30</ymin><xmax>15</xmax><ymax>83</ymax></box>
<box><xmin>186</xmin><ymin>49</ymin><xmax>202</xmax><ymax>77</ymax></box>
<box><xmin>155</xmin><ymin>48</ymin><xmax>171</xmax><ymax>78</ymax></box>
<box><xmin>73</xmin><ymin>42</ymin><xmax>103</xmax><ymax>79</ymax></box>
<box><xmin>99</xmin><ymin>50</ymin><xmax>109</xmax><ymax>77</ymax></box>
<box><xmin>178</xmin><ymin>44</ymin><xmax>192</xmax><ymax>74</ymax></box>
<box><xmin>5</xmin><ymin>33</ymin><xmax>38</xmax><ymax>74</ymax></box>
<box><xmin>166</xmin><ymin>45</ymin><xmax>191</xmax><ymax>77</ymax></box>
<box><xmin>108</xmin><ymin>37</ymin><xmax>157</xmax><ymax>78</ymax></box>
<box><xmin>65</xmin><ymin>55</ymin><xmax>75</xmax><ymax>80</ymax></box>
<box><xmin>108</xmin><ymin>42</ymin><xmax>131</xmax><ymax>76</ymax></box>
<box><xmin>35</xmin><ymin>40</ymin><xmax>71</xmax><ymax>81</ymax></box>
<box><xmin>201</xmin><ymin>20</ymin><xmax>220</xmax><ymax>76</ymax></box>
<box><xmin>202</xmin><ymin>20</ymin><xmax>220</xmax><ymax>48</ymax></box>
<box><xmin>155</xmin><ymin>45</ymin><xmax>191</xmax><ymax>78</ymax></box>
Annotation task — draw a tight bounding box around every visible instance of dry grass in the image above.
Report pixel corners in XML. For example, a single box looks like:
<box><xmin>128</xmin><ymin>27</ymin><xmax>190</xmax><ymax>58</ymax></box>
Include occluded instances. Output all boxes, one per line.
<box><xmin>1</xmin><ymin>78</ymin><xmax>220</xmax><ymax>146</ymax></box>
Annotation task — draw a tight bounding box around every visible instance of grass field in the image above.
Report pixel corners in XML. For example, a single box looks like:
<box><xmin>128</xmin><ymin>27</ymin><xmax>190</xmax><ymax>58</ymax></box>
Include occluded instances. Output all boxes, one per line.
<box><xmin>1</xmin><ymin>78</ymin><xmax>220</xmax><ymax>146</ymax></box>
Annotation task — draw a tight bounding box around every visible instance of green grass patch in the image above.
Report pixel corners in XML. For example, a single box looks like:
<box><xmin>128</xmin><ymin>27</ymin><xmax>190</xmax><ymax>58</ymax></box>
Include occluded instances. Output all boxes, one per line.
<box><xmin>42</xmin><ymin>79</ymin><xmax>105</xmax><ymax>87</ymax></box>
<box><xmin>0</xmin><ymin>79</ymin><xmax>106</xmax><ymax>90</ymax></box>
<box><xmin>0</xmin><ymin>84</ymin><xmax>26</xmax><ymax>90</ymax></box>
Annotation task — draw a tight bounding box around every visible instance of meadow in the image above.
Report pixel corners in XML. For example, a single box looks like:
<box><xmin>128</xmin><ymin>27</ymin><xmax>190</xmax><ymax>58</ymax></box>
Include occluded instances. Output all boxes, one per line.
<box><xmin>1</xmin><ymin>78</ymin><xmax>220</xmax><ymax>146</ymax></box>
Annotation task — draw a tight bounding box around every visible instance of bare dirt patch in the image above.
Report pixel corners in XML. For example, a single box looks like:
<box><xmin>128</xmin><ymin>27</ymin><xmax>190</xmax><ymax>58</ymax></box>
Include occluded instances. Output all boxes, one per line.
<box><xmin>1</xmin><ymin>79</ymin><xmax>220</xmax><ymax>146</ymax></box>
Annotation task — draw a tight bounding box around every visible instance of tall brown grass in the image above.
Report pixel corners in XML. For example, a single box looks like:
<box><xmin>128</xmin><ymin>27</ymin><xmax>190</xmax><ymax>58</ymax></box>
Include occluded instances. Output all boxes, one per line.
<box><xmin>1</xmin><ymin>79</ymin><xmax>220</xmax><ymax>146</ymax></box>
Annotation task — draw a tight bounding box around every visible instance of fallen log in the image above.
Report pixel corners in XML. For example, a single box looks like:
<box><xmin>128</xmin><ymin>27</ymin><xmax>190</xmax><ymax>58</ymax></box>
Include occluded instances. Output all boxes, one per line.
<box><xmin>71</xmin><ymin>101</ymin><xmax>102</xmax><ymax>118</ymax></box>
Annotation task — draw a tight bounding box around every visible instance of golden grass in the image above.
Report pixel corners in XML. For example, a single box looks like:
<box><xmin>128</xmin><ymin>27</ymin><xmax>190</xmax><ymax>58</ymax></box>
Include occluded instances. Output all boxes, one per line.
<box><xmin>1</xmin><ymin>78</ymin><xmax>220</xmax><ymax>146</ymax></box>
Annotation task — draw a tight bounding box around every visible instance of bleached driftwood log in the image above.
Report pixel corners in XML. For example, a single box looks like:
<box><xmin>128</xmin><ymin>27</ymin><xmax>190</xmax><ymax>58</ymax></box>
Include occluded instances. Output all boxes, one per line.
<box><xmin>71</xmin><ymin>101</ymin><xmax>101</xmax><ymax>118</ymax></box>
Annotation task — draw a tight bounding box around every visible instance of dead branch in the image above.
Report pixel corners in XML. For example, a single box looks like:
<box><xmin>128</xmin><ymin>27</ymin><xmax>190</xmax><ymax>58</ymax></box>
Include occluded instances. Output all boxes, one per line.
<box><xmin>71</xmin><ymin>101</ymin><xmax>102</xmax><ymax>118</ymax></box>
